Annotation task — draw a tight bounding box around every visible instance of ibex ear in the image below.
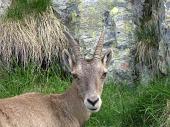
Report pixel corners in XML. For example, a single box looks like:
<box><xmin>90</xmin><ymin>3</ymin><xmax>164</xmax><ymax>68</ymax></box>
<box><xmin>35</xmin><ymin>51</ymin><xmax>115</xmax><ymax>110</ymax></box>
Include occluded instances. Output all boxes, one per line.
<box><xmin>62</xmin><ymin>49</ymin><xmax>74</xmax><ymax>72</ymax></box>
<box><xmin>102</xmin><ymin>49</ymin><xmax>112</xmax><ymax>67</ymax></box>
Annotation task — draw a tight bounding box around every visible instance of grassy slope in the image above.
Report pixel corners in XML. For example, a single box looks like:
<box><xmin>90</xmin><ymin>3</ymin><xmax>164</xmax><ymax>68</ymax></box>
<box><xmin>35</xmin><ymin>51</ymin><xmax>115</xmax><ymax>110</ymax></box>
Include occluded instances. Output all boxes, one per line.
<box><xmin>87</xmin><ymin>79</ymin><xmax>170</xmax><ymax>127</ymax></box>
<box><xmin>0</xmin><ymin>66</ymin><xmax>170</xmax><ymax>127</ymax></box>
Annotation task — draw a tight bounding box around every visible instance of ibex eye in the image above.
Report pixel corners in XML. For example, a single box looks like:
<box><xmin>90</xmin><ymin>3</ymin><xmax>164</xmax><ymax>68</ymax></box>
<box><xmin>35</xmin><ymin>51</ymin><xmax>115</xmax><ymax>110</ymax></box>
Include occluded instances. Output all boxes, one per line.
<box><xmin>101</xmin><ymin>72</ymin><xmax>107</xmax><ymax>79</ymax></box>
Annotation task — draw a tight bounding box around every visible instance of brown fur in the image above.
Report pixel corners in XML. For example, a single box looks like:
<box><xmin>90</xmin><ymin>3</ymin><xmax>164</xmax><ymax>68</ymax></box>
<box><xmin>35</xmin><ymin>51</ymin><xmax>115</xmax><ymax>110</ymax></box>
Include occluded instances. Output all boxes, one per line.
<box><xmin>0</xmin><ymin>84</ymin><xmax>90</xmax><ymax>127</ymax></box>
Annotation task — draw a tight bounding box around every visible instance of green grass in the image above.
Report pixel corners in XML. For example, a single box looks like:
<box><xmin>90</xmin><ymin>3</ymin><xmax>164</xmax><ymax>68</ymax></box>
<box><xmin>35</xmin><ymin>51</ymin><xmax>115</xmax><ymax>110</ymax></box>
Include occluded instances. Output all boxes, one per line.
<box><xmin>0</xmin><ymin>65</ymin><xmax>170</xmax><ymax>127</ymax></box>
<box><xmin>86</xmin><ymin>79</ymin><xmax>170</xmax><ymax>127</ymax></box>
<box><xmin>6</xmin><ymin>0</ymin><xmax>51</xmax><ymax>20</ymax></box>
<box><xmin>0</xmin><ymin>64</ymin><xmax>70</xmax><ymax>98</ymax></box>
<box><xmin>135</xmin><ymin>22</ymin><xmax>159</xmax><ymax>47</ymax></box>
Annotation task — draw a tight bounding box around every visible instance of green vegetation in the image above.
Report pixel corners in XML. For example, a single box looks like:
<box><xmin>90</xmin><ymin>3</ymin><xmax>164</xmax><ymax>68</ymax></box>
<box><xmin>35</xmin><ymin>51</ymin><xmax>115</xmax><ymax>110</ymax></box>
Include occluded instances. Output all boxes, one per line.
<box><xmin>135</xmin><ymin>23</ymin><xmax>159</xmax><ymax>47</ymax></box>
<box><xmin>0</xmin><ymin>65</ymin><xmax>169</xmax><ymax>127</ymax></box>
<box><xmin>0</xmin><ymin>64</ymin><xmax>70</xmax><ymax>98</ymax></box>
<box><xmin>134</xmin><ymin>21</ymin><xmax>160</xmax><ymax>82</ymax></box>
<box><xmin>87</xmin><ymin>78</ymin><xmax>170</xmax><ymax>127</ymax></box>
<box><xmin>6</xmin><ymin>0</ymin><xmax>51</xmax><ymax>20</ymax></box>
<box><xmin>135</xmin><ymin>22</ymin><xmax>159</xmax><ymax>67</ymax></box>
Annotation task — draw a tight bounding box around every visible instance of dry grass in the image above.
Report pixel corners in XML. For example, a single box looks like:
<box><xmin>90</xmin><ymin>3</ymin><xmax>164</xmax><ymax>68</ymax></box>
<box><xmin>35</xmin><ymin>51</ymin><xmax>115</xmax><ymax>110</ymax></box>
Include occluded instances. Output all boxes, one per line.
<box><xmin>136</xmin><ymin>41</ymin><xmax>158</xmax><ymax>69</ymax></box>
<box><xmin>135</xmin><ymin>21</ymin><xmax>159</xmax><ymax>73</ymax></box>
<box><xmin>0</xmin><ymin>7</ymin><xmax>68</xmax><ymax>67</ymax></box>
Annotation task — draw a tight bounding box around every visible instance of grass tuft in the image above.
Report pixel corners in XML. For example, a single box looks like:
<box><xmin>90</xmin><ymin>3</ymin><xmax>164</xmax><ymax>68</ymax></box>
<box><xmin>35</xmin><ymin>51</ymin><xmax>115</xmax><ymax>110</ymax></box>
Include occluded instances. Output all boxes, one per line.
<box><xmin>135</xmin><ymin>22</ymin><xmax>159</xmax><ymax>69</ymax></box>
<box><xmin>0</xmin><ymin>8</ymin><xmax>68</xmax><ymax>67</ymax></box>
<box><xmin>6</xmin><ymin>0</ymin><xmax>51</xmax><ymax>20</ymax></box>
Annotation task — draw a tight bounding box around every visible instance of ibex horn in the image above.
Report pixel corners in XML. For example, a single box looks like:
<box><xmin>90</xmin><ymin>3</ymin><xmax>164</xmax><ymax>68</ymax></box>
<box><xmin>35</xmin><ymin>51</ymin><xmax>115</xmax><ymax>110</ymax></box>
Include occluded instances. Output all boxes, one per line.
<box><xmin>63</xmin><ymin>31</ymin><xmax>83</xmax><ymax>61</ymax></box>
<box><xmin>94</xmin><ymin>32</ymin><xmax>104</xmax><ymax>59</ymax></box>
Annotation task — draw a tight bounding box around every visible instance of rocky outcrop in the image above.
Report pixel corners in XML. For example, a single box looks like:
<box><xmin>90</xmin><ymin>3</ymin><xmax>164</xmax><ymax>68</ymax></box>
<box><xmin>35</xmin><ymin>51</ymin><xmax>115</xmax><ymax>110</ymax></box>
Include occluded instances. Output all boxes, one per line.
<box><xmin>52</xmin><ymin>0</ymin><xmax>135</xmax><ymax>84</ymax></box>
<box><xmin>110</xmin><ymin>1</ymin><xmax>135</xmax><ymax>84</ymax></box>
<box><xmin>0</xmin><ymin>0</ymin><xmax>11</xmax><ymax>17</ymax></box>
<box><xmin>160</xmin><ymin>0</ymin><xmax>170</xmax><ymax>75</ymax></box>
<box><xmin>132</xmin><ymin>0</ymin><xmax>170</xmax><ymax>84</ymax></box>
<box><xmin>52</xmin><ymin>0</ymin><xmax>80</xmax><ymax>36</ymax></box>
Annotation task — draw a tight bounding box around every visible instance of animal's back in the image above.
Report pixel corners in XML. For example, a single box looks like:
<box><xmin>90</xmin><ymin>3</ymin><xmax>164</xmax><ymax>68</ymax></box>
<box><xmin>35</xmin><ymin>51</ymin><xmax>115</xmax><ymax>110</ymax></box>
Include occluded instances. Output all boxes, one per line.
<box><xmin>0</xmin><ymin>93</ymin><xmax>55</xmax><ymax>127</ymax></box>
<box><xmin>0</xmin><ymin>93</ymin><xmax>79</xmax><ymax>127</ymax></box>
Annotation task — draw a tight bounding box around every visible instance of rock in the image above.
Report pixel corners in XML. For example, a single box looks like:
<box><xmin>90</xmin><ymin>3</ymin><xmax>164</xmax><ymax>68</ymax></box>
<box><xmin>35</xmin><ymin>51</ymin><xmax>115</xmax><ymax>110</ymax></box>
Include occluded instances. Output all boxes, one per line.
<box><xmin>111</xmin><ymin>0</ymin><xmax>135</xmax><ymax>84</ymax></box>
<box><xmin>132</xmin><ymin>0</ymin><xmax>170</xmax><ymax>84</ymax></box>
<box><xmin>0</xmin><ymin>0</ymin><xmax>12</xmax><ymax>17</ymax></box>
<box><xmin>132</xmin><ymin>0</ymin><xmax>145</xmax><ymax>26</ymax></box>
<box><xmin>158</xmin><ymin>40</ymin><xmax>168</xmax><ymax>75</ymax></box>
<box><xmin>52</xmin><ymin>0</ymin><xmax>80</xmax><ymax>36</ymax></box>
<box><xmin>165</xmin><ymin>1</ymin><xmax>170</xmax><ymax>74</ymax></box>
<box><xmin>52</xmin><ymin>0</ymin><xmax>135</xmax><ymax>84</ymax></box>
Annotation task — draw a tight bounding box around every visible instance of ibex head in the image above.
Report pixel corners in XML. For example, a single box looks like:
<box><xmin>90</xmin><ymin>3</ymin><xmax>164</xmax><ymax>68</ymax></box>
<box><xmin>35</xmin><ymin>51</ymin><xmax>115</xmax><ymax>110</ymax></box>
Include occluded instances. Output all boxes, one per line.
<box><xmin>62</xmin><ymin>31</ymin><xmax>112</xmax><ymax>112</ymax></box>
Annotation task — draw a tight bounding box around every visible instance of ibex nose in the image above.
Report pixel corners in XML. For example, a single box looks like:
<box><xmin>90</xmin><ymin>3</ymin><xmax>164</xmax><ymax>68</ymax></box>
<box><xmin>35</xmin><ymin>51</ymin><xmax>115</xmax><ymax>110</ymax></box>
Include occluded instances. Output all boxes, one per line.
<box><xmin>87</xmin><ymin>97</ymin><xmax>99</xmax><ymax>106</ymax></box>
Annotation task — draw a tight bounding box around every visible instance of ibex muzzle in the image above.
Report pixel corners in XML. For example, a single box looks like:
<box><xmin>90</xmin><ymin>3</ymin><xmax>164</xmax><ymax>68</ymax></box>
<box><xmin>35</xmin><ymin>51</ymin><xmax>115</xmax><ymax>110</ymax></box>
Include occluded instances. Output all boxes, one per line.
<box><xmin>63</xmin><ymin>31</ymin><xmax>112</xmax><ymax>112</ymax></box>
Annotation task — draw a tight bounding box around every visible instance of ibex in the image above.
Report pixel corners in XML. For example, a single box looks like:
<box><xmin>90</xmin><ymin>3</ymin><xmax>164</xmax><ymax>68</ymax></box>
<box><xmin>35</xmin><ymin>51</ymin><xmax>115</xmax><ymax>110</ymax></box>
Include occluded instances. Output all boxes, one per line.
<box><xmin>0</xmin><ymin>31</ymin><xmax>112</xmax><ymax>127</ymax></box>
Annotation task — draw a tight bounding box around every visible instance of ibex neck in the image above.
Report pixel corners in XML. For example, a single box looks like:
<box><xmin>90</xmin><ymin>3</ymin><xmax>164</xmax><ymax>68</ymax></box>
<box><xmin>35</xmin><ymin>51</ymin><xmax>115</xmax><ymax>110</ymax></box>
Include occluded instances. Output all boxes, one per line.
<box><xmin>62</xmin><ymin>83</ymin><xmax>91</xmax><ymax>125</ymax></box>
<box><xmin>50</xmin><ymin>83</ymin><xmax>91</xmax><ymax>126</ymax></box>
